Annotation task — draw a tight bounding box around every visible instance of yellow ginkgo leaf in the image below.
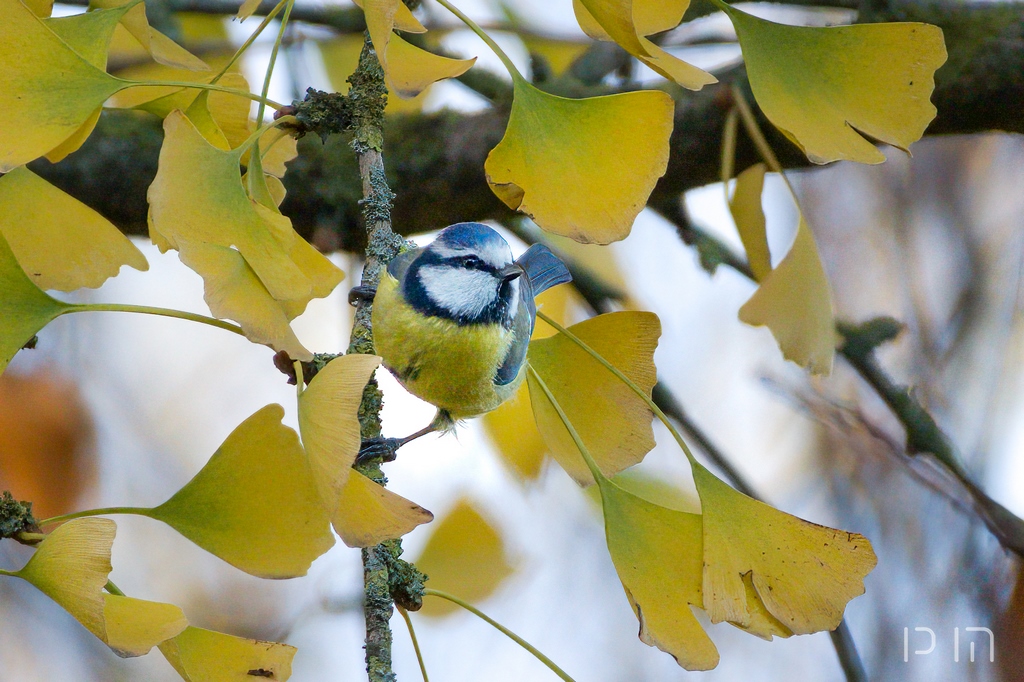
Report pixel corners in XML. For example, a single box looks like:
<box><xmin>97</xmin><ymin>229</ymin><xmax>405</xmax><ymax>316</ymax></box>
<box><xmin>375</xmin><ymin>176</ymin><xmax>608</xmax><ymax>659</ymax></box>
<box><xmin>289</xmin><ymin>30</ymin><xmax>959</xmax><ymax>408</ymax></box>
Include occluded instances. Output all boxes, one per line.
<box><xmin>14</xmin><ymin>518</ymin><xmax>115</xmax><ymax>639</ymax></box>
<box><xmin>521</xmin><ymin>36</ymin><xmax>590</xmax><ymax>77</ymax></box>
<box><xmin>738</xmin><ymin>216</ymin><xmax>835</xmax><ymax>375</ymax></box>
<box><xmin>482</xmin><ymin>383</ymin><xmax>548</xmax><ymax>481</ymax></box>
<box><xmin>486</xmin><ymin>82</ymin><xmax>673</xmax><ymax>244</ymax></box>
<box><xmin>363</xmin><ymin>0</ymin><xmax>474</xmax><ymax>99</ymax></box>
<box><xmin>149</xmin><ymin>111</ymin><xmax>343</xmax><ymax>356</ymax></box>
<box><xmin>160</xmin><ymin>626</ymin><xmax>297</xmax><ymax>682</ymax></box>
<box><xmin>13</xmin><ymin>519</ymin><xmax>189</xmax><ymax>656</ymax></box>
<box><xmin>724</xmin><ymin>6</ymin><xmax>946</xmax><ymax>164</ymax></box>
<box><xmin>572</xmin><ymin>0</ymin><xmax>716</xmax><ymax>90</ymax></box>
<box><xmin>0</xmin><ymin>231</ymin><xmax>70</xmax><ymax>376</ymax></box>
<box><xmin>354</xmin><ymin>0</ymin><xmax>426</xmax><ymax>33</ymax></box>
<box><xmin>599</xmin><ymin>477</ymin><xmax>719</xmax><ymax>670</ymax></box>
<box><xmin>728</xmin><ymin>163</ymin><xmax>771</xmax><ymax>282</ymax></box>
<box><xmin>333</xmin><ymin>470</ymin><xmax>433</xmax><ymax>548</ymax></box>
<box><xmin>298</xmin><ymin>354</ymin><xmax>382</xmax><ymax>514</ymax></box>
<box><xmin>572</xmin><ymin>0</ymin><xmax>688</xmax><ymax>40</ymax></box>
<box><xmin>0</xmin><ymin>0</ymin><xmax>123</xmax><ymax>171</ymax></box>
<box><xmin>526</xmin><ymin>312</ymin><xmax>659</xmax><ymax>485</ymax></box>
<box><xmin>91</xmin><ymin>0</ymin><xmax>209</xmax><ymax>71</ymax></box>
<box><xmin>178</xmin><ymin>243</ymin><xmax>311</xmax><ymax>360</ymax></box>
<box><xmin>415</xmin><ymin>499</ymin><xmax>514</xmax><ymax>617</ymax></box>
<box><xmin>235</xmin><ymin>0</ymin><xmax>262</xmax><ymax>21</ymax></box>
<box><xmin>692</xmin><ymin>462</ymin><xmax>877</xmax><ymax>634</ymax></box>
<box><xmin>102</xmin><ymin>594</ymin><xmax>189</xmax><ymax>658</ymax></box>
<box><xmin>146</xmin><ymin>404</ymin><xmax>335</xmax><ymax>578</ymax></box>
<box><xmin>0</xmin><ymin>168</ymin><xmax>148</xmax><ymax>291</ymax></box>
<box><xmin>44</xmin><ymin>2</ymin><xmax>129</xmax><ymax>69</ymax></box>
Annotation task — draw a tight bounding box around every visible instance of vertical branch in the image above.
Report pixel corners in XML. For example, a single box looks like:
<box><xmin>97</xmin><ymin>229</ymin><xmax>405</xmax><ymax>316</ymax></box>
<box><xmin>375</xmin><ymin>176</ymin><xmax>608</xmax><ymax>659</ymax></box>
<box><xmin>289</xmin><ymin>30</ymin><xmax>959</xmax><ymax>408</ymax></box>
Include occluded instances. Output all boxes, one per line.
<box><xmin>343</xmin><ymin>33</ymin><xmax>406</xmax><ymax>682</ymax></box>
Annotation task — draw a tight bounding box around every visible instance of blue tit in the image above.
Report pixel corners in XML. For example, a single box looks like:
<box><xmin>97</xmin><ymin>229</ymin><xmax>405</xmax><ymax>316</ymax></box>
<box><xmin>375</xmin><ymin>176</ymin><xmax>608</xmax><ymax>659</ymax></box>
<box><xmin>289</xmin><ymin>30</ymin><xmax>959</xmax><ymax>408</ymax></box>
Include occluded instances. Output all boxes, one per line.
<box><xmin>371</xmin><ymin>222</ymin><xmax>572</xmax><ymax>429</ymax></box>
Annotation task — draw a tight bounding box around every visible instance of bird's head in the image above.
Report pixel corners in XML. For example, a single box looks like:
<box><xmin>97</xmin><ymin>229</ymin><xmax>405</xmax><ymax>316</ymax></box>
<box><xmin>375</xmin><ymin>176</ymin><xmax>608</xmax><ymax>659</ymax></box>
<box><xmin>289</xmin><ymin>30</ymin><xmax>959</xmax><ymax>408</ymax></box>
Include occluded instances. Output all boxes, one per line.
<box><xmin>403</xmin><ymin>223</ymin><xmax>523</xmax><ymax>327</ymax></box>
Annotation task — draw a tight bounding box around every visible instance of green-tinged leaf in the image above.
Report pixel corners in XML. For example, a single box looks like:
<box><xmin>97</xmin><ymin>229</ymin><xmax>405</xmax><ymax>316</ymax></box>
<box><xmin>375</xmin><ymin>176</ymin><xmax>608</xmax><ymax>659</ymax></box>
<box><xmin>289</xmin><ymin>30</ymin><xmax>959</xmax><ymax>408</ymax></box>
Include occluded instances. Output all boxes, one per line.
<box><xmin>333</xmin><ymin>471</ymin><xmax>433</xmax><ymax>548</ymax></box>
<box><xmin>738</xmin><ymin>217</ymin><xmax>836</xmax><ymax>375</ymax></box>
<box><xmin>0</xmin><ymin>0</ymin><xmax>122</xmax><ymax>171</ymax></box>
<box><xmin>148</xmin><ymin>404</ymin><xmax>335</xmax><ymax>578</ymax></box>
<box><xmin>354</xmin><ymin>0</ymin><xmax>426</xmax><ymax>33</ymax></box>
<box><xmin>607</xmin><ymin>469</ymin><xmax>698</xmax><ymax>513</ymax></box>
<box><xmin>486</xmin><ymin>82</ymin><xmax>673</xmax><ymax>244</ymax></box>
<box><xmin>0</xmin><ymin>167</ymin><xmax>148</xmax><ymax>291</ymax></box>
<box><xmin>149</xmin><ymin>111</ymin><xmax>342</xmax><ymax>358</ymax></box>
<box><xmin>298</xmin><ymin>354</ymin><xmax>382</xmax><ymax>514</ymax></box>
<box><xmin>24</xmin><ymin>0</ymin><xmax>52</xmax><ymax>16</ymax></box>
<box><xmin>526</xmin><ymin>312</ymin><xmax>659</xmax><ymax>485</ymax></box>
<box><xmin>102</xmin><ymin>594</ymin><xmax>189</xmax><ymax>658</ymax></box>
<box><xmin>724</xmin><ymin>7</ymin><xmax>946</xmax><ymax>164</ymax></box>
<box><xmin>0</xmin><ymin>230</ymin><xmax>70</xmax><ymax>375</ymax></box>
<box><xmin>692</xmin><ymin>462</ymin><xmax>877</xmax><ymax>634</ymax></box>
<box><xmin>598</xmin><ymin>477</ymin><xmax>719</xmax><ymax>671</ymax></box>
<box><xmin>415</xmin><ymin>499</ymin><xmax>514</xmax><ymax>617</ymax></box>
<box><xmin>160</xmin><ymin>626</ymin><xmax>296</xmax><ymax>682</ymax></box>
<box><xmin>572</xmin><ymin>0</ymin><xmax>716</xmax><ymax>89</ymax></box>
<box><xmin>14</xmin><ymin>518</ymin><xmax>114</xmax><ymax>639</ymax></box>
<box><xmin>363</xmin><ymin>0</ymin><xmax>474</xmax><ymax>98</ymax></box>
<box><xmin>44</xmin><ymin>2</ymin><xmax>132</xmax><ymax>68</ymax></box>
<box><xmin>728</xmin><ymin>163</ymin><xmax>771</xmax><ymax>282</ymax></box>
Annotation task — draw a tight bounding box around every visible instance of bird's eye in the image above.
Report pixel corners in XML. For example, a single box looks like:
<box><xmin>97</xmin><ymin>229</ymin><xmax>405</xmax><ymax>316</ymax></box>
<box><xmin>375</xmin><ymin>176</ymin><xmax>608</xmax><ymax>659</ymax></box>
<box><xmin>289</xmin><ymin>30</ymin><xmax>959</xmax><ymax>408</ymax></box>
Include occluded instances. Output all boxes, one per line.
<box><xmin>462</xmin><ymin>255</ymin><xmax>484</xmax><ymax>269</ymax></box>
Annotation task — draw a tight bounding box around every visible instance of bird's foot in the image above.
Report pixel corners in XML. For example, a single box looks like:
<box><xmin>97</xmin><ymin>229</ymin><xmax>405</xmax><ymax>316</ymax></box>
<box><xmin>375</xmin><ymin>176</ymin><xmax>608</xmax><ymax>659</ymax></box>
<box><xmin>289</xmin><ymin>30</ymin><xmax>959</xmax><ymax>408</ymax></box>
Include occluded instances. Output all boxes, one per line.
<box><xmin>348</xmin><ymin>285</ymin><xmax>377</xmax><ymax>306</ymax></box>
<box><xmin>356</xmin><ymin>437</ymin><xmax>403</xmax><ymax>465</ymax></box>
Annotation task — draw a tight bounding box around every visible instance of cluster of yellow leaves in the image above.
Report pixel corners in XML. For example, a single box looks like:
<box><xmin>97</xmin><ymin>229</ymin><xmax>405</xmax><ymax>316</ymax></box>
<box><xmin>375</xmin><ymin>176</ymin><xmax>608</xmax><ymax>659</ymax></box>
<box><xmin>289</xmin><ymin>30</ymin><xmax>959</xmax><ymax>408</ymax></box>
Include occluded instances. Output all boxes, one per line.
<box><xmin>521</xmin><ymin>312</ymin><xmax>876</xmax><ymax>670</ymax></box>
<box><xmin>7</xmin><ymin>518</ymin><xmax>296</xmax><ymax>678</ymax></box>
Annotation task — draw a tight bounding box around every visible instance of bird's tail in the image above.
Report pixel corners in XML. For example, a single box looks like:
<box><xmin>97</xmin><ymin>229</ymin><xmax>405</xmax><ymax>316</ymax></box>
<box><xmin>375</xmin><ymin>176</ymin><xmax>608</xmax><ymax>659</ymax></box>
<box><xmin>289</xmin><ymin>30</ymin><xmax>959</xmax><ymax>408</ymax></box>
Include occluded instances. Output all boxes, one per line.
<box><xmin>517</xmin><ymin>244</ymin><xmax>572</xmax><ymax>295</ymax></box>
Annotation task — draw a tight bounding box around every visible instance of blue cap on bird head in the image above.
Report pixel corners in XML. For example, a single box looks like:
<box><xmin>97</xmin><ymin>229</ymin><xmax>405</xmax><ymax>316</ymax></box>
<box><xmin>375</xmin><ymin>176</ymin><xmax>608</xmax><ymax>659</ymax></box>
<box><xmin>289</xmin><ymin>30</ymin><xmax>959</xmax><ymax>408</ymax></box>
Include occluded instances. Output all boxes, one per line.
<box><xmin>429</xmin><ymin>222</ymin><xmax>514</xmax><ymax>269</ymax></box>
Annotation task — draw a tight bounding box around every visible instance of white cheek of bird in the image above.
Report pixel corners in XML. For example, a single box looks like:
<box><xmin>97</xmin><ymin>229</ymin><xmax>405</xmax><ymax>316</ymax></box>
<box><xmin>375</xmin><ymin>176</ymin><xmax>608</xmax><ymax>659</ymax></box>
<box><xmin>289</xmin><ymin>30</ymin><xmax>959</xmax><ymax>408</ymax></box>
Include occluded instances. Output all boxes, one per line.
<box><xmin>416</xmin><ymin>265</ymin><xmax>502</xmax><ymax>319</ymax></box>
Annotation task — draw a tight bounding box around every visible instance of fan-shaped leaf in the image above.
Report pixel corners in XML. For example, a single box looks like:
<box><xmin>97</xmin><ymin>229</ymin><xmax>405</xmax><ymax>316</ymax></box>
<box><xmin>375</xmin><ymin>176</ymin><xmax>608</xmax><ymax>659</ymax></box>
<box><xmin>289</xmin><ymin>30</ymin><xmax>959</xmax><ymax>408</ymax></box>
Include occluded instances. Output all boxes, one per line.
<box><xmin>692</xmin><ymin>462</ymin><xmax>877</xmax><ymax>634</ymax></box>
<box><xmin>332</xmin><ymin>471</ymin><xmax>433</xmax><ymax>548</ymax></box>
<box><xmin>148</xmin><ymin>404</ymin><xmax>335</xmax><ymax>578</ymax></box>
<box><xmin>738</xmin><ymin>216</ymin><xmax>835</xmax><ymax>375</ymax></box>
<box><xmin>599</xmin><ymin>477</ymin><xmax>719</xmax><ymax>670</ymax></box>
<box><xmin>160</xmin><ymin>626</ymin><xmax>296</xmax><ymax>682</ymax></box>
<box><xmin>415</xmin><ymin>499</ymin><xmax>513</xmax><ymax>616</ymax></box>
<box><xmin>526</xmin><ymin>312</ymin><xmax>659</xmax><ymax>485</ymax></box>
<box><xmin>92</xmin><ymin>0</ymin><xmax>208</xmax><ymax>70</ymax></box>
<box><xmin>102</xmin><ymin>594</ymin><xmax>189</xmax><ymax>658</ymax></box>
<box><xmin>0</xmin><ymin>231</ymin><xmax>70</xmax><ymax>376</ymax></box>
<box><xmin>486</xmin><ymin>82</ymin><xmax>673</xmax><ymax>244</ymax></box>
<box><xmin>0</xmin><ymin>168</ymin><xmax>148</xmax><ymax>291</ymax></box>
<box><xmin>724</xmin><ymin>6</ymin><xmax>946</xmax><ymax>164</ymax></box>
<box><xmin>298</xmin><ymin>354</ymin><xmax>382</xmax><ymax>514</ymax></box>
<box><xmin>572</xmin><ymin>0</ymin><xmax>716</xmax><ymax>90</ymax></box>
<box><xmin>0</xmin><ymin>0</ymin><xmax>123</xmax><ymax>171</ymax></box>
<box><xmin>12</xmin><ymin>518</ymin><xmax>188</xmax><ymax>656</ymax></box>
<box><xmin>483</xmin><ymin>383</ymin><xmax>547</xmax><ymax>481</ymax></box>
<box><xmin>363</xmin><ymin>0</ymin><xmax>474</xmax><ymax>98</ymax></box>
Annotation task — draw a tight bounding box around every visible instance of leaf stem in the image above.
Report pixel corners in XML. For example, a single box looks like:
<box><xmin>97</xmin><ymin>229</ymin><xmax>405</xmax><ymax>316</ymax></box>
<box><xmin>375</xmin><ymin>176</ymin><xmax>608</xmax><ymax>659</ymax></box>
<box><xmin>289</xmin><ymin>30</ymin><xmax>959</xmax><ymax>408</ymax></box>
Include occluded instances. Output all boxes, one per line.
<box><xmin>0</xmin><ymin>568</ymin><xmax>16</xmax><ymax>577</ymax></box>
<box><xmin>38</xmin><ymin>507</ymin><xmax>151</xmax><ymax>527</ymax></box>
<box><xmin>433</xmin><ymin>0</ymin><xmax>525</xmax><ymax>82</ymax></box>
<box><xmin>730</xmin><ymin>85</ymin><xmax>798</xmax><ymax>197</ymax></box>
<box><xmin>63</xmin><ymin>303</ymin><xmax>246</xmax><ymax>337</ymax></box>
<box><xmin>423</xmin><ymin>589</ymin><xmax>577</xmax><ymax>682</ymax></box>
<box><xmin>104</xmin><ymin>580</ymin><xmax>126</xmax><ymax>597</ymax></box>
<box><xmin>235</xmin><ymin>116</ymin><xmax>296</xmax><ymax>158</ymax></box>
<box><xmin>397</xmin><ymin>605</ymin><xmax>430</xmax><ymax>682</ymax></box>
<box><xmin>212</xmin><ymin>0</ymin><xmax>290</xmax><ymax>84</ymax></box>
<box><xmin>113</xmin><ymin>80</ymin><xmax>285</xmax><ymax>110</ymax></box>
<box><xmin>256</xmin><ymin>0</ymin><xmax>296</xmax><ymax>125</ymax></box>
<box><xmin>526</xmin><ymin>367</ymin><xmax>605</xmax><ymax>482</ymax></box>
<box><xmin>721</xmin><ymin>106</ymin><xmax>738</xmax><ymax>204</ymax></box>
<box><xmin>534</xmin><ymin>310</ymin><xmax>701</xmax><ymax>468</ymax></box>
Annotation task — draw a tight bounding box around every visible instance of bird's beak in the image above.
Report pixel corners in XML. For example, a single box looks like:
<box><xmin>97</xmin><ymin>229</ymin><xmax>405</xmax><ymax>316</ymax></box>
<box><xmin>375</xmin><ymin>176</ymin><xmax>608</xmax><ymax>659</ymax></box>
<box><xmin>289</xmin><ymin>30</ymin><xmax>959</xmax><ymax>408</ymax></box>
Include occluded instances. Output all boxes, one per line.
<box><xmin>498</xmin><ymin>263</ymin><xmax>524</xmax><ymax>283</ymax></box>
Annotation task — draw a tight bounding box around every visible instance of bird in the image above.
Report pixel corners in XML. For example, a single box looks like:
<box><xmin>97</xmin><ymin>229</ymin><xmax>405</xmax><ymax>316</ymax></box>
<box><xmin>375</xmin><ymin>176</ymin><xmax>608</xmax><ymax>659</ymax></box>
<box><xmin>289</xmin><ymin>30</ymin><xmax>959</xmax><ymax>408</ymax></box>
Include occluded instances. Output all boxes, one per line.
<box><xmin>358</xmin><ymin>222</ymin><xmax>572</xmax><ymax>459</ymax></box>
